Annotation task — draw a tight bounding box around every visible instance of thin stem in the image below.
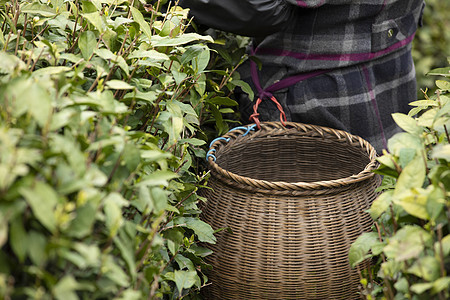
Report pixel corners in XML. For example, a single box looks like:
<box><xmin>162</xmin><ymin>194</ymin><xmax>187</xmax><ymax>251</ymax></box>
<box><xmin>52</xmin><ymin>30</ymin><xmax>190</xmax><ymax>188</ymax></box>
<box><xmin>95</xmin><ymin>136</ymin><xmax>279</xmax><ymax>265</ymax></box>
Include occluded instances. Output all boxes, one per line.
<box><xmin>14</xmin><ymin>30</ymin><xmax>21</xmax><ymax>56</ymax></box>
<box><xmin>30</xmin><ymin>24</ymin><xmax>49</xmax><ymax>43</ymax></box>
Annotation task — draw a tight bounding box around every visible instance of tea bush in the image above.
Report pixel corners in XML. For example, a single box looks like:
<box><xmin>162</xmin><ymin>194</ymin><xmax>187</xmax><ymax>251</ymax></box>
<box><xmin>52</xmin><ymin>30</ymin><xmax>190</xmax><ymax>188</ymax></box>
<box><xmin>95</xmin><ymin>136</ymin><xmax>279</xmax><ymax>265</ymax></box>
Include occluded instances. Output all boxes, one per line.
<box><xmin>413</xmin><ymin>0</ymin><xmax>450</xmax><ymax>93</ymax></box>
<box><xmin>350</xmin><ymin>63</ymin><xmax>450</xmax><ymax>299</ymax></box>
<box><xmin>0</xmin><ymin>0</ymin><xmax>247</xmax><ymax>299</ymax></box>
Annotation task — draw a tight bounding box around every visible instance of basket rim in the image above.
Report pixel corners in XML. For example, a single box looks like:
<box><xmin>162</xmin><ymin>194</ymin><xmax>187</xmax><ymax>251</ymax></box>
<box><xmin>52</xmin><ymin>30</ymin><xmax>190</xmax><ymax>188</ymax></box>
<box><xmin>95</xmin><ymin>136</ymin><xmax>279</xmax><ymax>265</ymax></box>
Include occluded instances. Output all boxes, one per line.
<box><xmin>207</xmin><ymin>122</ymin><xmax>379</xmax><ymax>193</ymax></box>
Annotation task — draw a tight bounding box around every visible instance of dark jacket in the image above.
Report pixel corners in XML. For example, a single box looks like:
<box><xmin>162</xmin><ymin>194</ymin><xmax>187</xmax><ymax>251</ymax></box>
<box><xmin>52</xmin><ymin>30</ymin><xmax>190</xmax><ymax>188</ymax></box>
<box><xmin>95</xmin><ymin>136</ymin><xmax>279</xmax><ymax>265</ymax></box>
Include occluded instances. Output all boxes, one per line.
<box><xmin>180</xmin><ymin>0</ymin><xmax>425</xmax><ymax>72</ymax></box>
<box><xmin>179</xmin><ymin>0</ymin><xmax>425</xmax><ymax>152</ymax></box>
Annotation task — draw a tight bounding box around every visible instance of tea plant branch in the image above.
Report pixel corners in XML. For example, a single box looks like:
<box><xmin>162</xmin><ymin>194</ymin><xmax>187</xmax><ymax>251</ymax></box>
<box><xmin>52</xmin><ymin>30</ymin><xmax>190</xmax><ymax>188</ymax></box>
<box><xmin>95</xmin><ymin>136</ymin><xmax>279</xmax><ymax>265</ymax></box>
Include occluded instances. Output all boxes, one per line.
<box><xmin>67</xmin><ymin>21</ymin><xmax>87</xmax><ymax>53</ymax></box>
<box><xmin>1</xmin><ymin>4</ymin><xmax>11</xmax><ymax>31</ymax></box>
<box><xmin>70</xmin><ymin>12</ymin><xmax>81</xmax><ymax>48</ymax></box>
<box><xmin>3</xmin><ymin>30</ymin><xmax>11</xmax><ymax>51</ymax></box>
<box><xmin>180</xmin><ymin>282</ymin><xmax>213</xmax><ymax>300</ymax></box>
<box><xmin>30</xmin><ymin>47</ymin><xmax>44</xmax><ymax>72</ymax></box>
<box><xmin>30</xmin><ymin>24</ymin><xmax>49</xmax><ymax>43</ymax></box>
<box><xmin>14</xmin><ymin>29</ymin><xmax>20</xmax><ymax>56</ymax></box>
<box><xmin>12</xmin><ymin>0</ymin><xmax>19</xmax><ymax>29</ymax></box>
<box><xmin>22</xmin><ymin>13</ymin><xmax>28</xmax><ymax>37</ymax></box>
<box><xmin>149</xmin><ymin>247</ymin><xmax>182</xmax><ymax>299</ymax></box>
<box><xmin>389</xmin><ymin>204</ymin><xmax>398</xmax><ymax>233</ymax></box>
<box><xmin>135</xmin><ymin>213</ymin><xmax>166</xmax><ymax>272</ymax></box>
<box><xmin>436</xmin><ymin>91</ymin><xmax>450</xmax><ymax>142</ymax></box>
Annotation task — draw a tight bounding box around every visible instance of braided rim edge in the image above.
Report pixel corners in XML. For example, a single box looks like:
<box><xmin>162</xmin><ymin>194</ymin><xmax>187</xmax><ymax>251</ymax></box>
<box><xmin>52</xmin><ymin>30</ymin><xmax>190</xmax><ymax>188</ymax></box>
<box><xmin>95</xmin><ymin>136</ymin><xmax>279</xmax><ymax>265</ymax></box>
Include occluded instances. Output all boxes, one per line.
<box><xmin>207</xmin><ymin>121</ymin><xmax>379</xmax><ymax>194</ymax></box>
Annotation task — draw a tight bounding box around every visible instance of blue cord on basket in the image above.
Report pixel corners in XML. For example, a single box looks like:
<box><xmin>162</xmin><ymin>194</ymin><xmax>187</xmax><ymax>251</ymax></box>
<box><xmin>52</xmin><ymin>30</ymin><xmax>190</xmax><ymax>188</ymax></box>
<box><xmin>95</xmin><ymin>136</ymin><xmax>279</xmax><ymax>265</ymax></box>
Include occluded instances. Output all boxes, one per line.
<box><xmin>206</xmin><ymin>125</ymin><xmax>257</xmax><ymax>162</ymax></box>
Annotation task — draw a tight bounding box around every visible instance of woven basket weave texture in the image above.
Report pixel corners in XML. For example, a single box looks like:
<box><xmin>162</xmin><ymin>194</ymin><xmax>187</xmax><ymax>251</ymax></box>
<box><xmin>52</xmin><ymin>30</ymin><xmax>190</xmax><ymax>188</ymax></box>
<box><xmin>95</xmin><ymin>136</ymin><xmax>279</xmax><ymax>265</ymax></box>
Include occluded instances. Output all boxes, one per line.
<box><xmin>201</xmin><ymin>122</ymin><xmax>381</xmax><ymax>300</ymax></box>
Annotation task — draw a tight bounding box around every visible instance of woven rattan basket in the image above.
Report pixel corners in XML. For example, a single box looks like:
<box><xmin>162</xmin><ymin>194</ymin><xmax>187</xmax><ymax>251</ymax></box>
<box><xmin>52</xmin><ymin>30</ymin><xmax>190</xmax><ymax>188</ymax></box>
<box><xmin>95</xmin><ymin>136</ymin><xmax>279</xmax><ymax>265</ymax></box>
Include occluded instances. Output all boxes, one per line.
<box><xmin>201</xmin><ymin>122</ymin><xmax>381</xmax><ymax>300</ymax></box>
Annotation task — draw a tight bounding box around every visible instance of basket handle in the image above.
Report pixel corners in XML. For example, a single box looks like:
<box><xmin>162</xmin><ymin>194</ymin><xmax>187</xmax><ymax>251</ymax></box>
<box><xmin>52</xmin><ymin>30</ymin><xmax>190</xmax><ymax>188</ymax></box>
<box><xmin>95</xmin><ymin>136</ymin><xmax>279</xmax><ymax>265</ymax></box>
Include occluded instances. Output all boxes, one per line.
<box><xmin>249</xmin><ymin>95</ymin><xmax>287</xmax><ymax>129</ymax></box>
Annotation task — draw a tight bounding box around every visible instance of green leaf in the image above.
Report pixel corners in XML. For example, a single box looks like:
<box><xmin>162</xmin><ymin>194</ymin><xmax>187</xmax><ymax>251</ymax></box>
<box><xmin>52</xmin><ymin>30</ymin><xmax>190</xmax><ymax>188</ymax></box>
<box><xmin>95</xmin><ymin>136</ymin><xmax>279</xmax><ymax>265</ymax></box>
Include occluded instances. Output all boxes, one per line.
<box><xmin>394</xmin><ymin>277</ymin><xmax>409</xmax><ymax>294</ymax></box>
<box><xmin>123</xmin><ymin>143</ymin><xmax>140</xmax><ymax>171</ymax></box>
<box><xmin>392</xmin><ymin>113</ymin><xmax>422</xmax><ymax>135</ymax></box>
<box><xmin>138</xmin><ymin>170</ymin><xmax>179</xmax><ymax>187</ymax></box>
<box><xmin>83</xmin><ymin>11</ymin><xmax>105</xmax><ymax>33</ymax></box>
<box><xmin>426</xmin><ymin>186</ymin><xmax>445</xmax><ymax>221</ymax></box>
<box><xmin>164</xmin><ymin>228</ymin><xmax>184</xmax><ymax>256</ymax></box>
<box><xmin>178</xmin><ymin>138</ymin><xmax>206</xmax><ymax>146</ymax></box>
<box><xmin>9</xmin><ymin>218</ymin><xmax>27</xmax><ymax>263</ymax></box>
<box><xmin>53</xmin><ymin>275</ymin><xmax>79</xmax><ymax>300</ymax></box>
<box><xmin>175</xmin><ymin>254</ymin><xmax>195</xmax><ymax>271</ymax></box>
<box><xmin>103</xmin><ymin>255</ymin><xmax>130</xmax><ymax>287</ymax></box>
<box><xmin>434</xmin><ymin>234</ymin><xmax>450</xmax><ymax>258</ymax></box>
<box><xmin>369</xmin><ymin>190</ymin><xmax>393</xmax><ymax>219</ymax></box>
<box><xmin>427</xmin><ymin>67</ymin><xmax>450</xmax><ymax>77</ymax></box>
<box><xmin>123</xmin><ymin>90</ymin><xmax>158</xmax><ymax>103</ymax></box>
<box><xmin>387</xmin><ymin>132</ymin><xmax>423</xmax><ymax>157</ymax></box>
<box><xmin>32</xmin><ymin>66</ymin><xmax>71</xmax><ymax>77</ymax></box>
<box><xmin>20</xmin><ymin>182</ymin><xmax>59</xmax><ymax>233</ymax></box>
<box><xmin>73</xmin><ymin>243</ymin><xmax>101</xmax><ymax>268</ymax></box>
<box><xmin>79</xmin><ymin>31</ymin><xmax>97</xmax><ymax>60</ymax></box>
<box><xmin>410</xmin><ymin>282</ymin><xmax>434</xmax><ymax>295</ymax></box>
<box><xmin>116</xmin><ymin>56</ymin><xmax>129</xmax><ymax>76</ymax></box>
<box><xmin>407</xmin><ymin>256</ymin><xmax>440</xmax><ymax>281</ymax></box>
<box><xmin>128</xmin><ymin>49</ymin><xmax>170</xmax><ymax>61</ymax></box>
<box><xmin>383</xmin><ymin>225</ymin><xmax>432</xmax><ymax>261</ymax></box>
<box><xmin>27</xmin><ymin>231</ymin><xmax>48</xmax><ymax>266</ymax></box>
<box><xmin>208</xmin><ymin>97</ymin><xmax>238</xmax><ymax>106</ymax></box>
<box><xmin>130</xmin><ymin>7</ymin><xmax>152</xmax><ymax>41</ymax></box>
<box><xmin>114</xmin><ymin>233</ymin><xmax>137</xmax><ymax>281</ymax></box>
<box><xmin>173</xmin><ymin>270</ymin><xmax>198</xmax><ymax>294</ymax></box>
<box><xmin>432</xmin><ymin>277</ymin><xmax>450</xmax><ymax>294</ymax></box>
<box><xmin>349</xmin><ymin>232</ymin><xmax>379</xmax><ymax>268</ymax></box>
<box><xmin>21</xmin><ymin>2</ymin><xmax>57</xmax><ymax>17</ymax></box>
<box><xmin>182</xmin><ymin>217</ymin><xmax>216</xmax><ymax>244</ymax></box>
<box><xmin>397</xmin><ymin>148</ymin><xmax>416</xmax><ymax>169</ymax></box>
<box><xmin>105</xmin><ymin>80</ymin><xmax>135</xmax><ymax>90</ymax></box>
<box><xmin>394</xmin><ymin>155</ymin><xmax>426</xmax><ymax>197</ymax></box>
<box><xmin>432</xmin><ymin>144</ymin><xmax>450</xmax><ymax>161</ymax></box>
<box><xmin>95</xmin><ymin>48</ymin><xmax>116</xmax><ymax>60</ymax></box>
<box><xmin>152</xmin><ymin>33</ymin><xmax>213</xmax><ymax>47</ymax></box>
<box><xmin>180</xmin><ymin>45</ymin><xmax>207</xmax><ymax>65</ymax></box>
<box><xmin>0</xmin><ymin>215</ymin><xmax>6</xmax><ymax>249</ymax></box>
<box><xmin>416</xmin><ymin>108</ymin><xmax>437</xmax><ymax>128</ymax></box>
<box><xmin>192</xmin><ymin>48</ymin><xmax>210</xmax><ymax>74</ymax></box>
<box><xmin>66</xmin><ymin>202</ymin><xmax>98</xmax><ymax>238</ymax></box>
<box><xmin>230</xmin><ymin>79</ymin><xmax>254</xmax><ymax>101</ymax></box>
<box><xmin>408</xmin><ymin>100</ymin><xmax>439</xmax><ymax>107</ymax></box>
<box><xmin>0</xmin><ymin>52</ymin><xmax>26</xmax><ymax>73</ymax></box>
<box><xmin>103</xmin><ymin>193</ymin><xmax>126</xmax><ymax>237</ymax></box>
<box><xmin>187</xmin><ymin>245</ymin><xmax>213</xmax><ymax>257</ymax></box>
<box><xmin>436</xmin><ymin>80</ymin><xmax>450</xmax><ymax>90</ymax></box>
<box><xmin>397</xmin><ymin>191</ymin><xmax>429</xmax><ymax>220</ymax></box>
<box><xmin>150</xmin><ymin>187</ymin><xmax>169</xmax><ymax>213</ymax></box>
<box><xmin>115</xmin><ymin>289</ymin><xmax>142</xmax><ymax>300</ymax></box>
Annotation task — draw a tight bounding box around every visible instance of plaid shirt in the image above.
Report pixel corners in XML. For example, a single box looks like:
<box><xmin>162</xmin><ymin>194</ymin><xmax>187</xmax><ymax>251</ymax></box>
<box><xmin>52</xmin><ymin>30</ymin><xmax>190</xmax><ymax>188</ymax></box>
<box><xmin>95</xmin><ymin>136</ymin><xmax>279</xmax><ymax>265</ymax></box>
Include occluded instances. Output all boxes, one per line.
<box><xmin>253</xmin><ymin>0</ymin><xmax>424</xmax><ymax>73</ymax></box>
<box><xmin>181</xmin><ymin>0</ymin><xmax>425</xmax><ymax>152</ymax></box>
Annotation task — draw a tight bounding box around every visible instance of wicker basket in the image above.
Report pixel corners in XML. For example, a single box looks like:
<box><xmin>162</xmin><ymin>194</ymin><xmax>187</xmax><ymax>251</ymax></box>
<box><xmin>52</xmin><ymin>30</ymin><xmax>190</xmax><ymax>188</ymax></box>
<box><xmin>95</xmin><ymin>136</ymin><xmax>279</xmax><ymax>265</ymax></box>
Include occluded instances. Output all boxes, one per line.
<box><xmin>200</xmin><ymin>122</ymin><xmax>381</xmax><ymax>300</ymax></box>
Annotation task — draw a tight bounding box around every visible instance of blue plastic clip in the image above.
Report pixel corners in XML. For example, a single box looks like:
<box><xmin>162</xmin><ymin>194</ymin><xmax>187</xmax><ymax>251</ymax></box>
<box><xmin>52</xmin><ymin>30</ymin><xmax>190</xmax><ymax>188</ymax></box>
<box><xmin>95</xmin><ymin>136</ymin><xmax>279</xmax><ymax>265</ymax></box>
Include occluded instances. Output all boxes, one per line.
<box><xmin>228</xmin><ymin>124</ymin><xmax>257</xmax><ymax>136</ymax></box>
<box><xmin>208</xmin><ymin>137</ymin><xmax>230</xmax><ymax>149</ymax></box>
<box><xmin>206</xmin><ymin>149</ymin><xmax>217</xmax><ymax>162</ymax></box>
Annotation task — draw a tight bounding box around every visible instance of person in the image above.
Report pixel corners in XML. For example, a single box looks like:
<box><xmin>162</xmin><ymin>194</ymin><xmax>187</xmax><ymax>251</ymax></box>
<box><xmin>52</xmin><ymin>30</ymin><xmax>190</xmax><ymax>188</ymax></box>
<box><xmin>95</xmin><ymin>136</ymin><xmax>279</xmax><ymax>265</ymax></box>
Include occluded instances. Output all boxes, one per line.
<box><xmin>179</xmin><ymin>0</ymin><xmax>425</xmax><ymax>152</ymax></box>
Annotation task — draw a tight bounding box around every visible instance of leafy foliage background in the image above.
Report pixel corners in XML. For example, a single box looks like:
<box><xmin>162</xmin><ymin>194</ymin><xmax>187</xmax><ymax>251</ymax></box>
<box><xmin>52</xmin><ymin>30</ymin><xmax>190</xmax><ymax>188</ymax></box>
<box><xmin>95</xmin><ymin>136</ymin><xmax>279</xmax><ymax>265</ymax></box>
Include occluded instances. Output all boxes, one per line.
<box><xmin>350</xmin><ymin>68</ymin><xmax>450</xmax><ymax>299</ymax></box>
<box><xmin>412</xmin><ymin>0</ymin><xmax>450</xmax><ymax>93</ymax></box>
<box><xmin>0</xmin><ymin>0</ymin><xmax>247</xmax><ymax>299</ymax></box>
<box><xmin>0</xmin><ymin>0</ymin><xmax>448</xmax><ymax>300</ymax></box>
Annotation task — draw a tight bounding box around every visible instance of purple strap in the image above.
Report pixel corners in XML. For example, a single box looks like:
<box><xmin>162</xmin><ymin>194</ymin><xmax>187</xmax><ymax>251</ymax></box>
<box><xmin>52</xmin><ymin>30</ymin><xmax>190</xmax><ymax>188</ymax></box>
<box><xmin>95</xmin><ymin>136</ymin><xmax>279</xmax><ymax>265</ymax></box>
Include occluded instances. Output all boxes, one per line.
<box><xmin>250</xmin><ymin>47</ymin><xmax>329</xmax><ymax>100</ymax></box>
<box><xmin>362</xmin><ymin>66</ymin><xmax>387</xmax><ymax>150</ymax></box>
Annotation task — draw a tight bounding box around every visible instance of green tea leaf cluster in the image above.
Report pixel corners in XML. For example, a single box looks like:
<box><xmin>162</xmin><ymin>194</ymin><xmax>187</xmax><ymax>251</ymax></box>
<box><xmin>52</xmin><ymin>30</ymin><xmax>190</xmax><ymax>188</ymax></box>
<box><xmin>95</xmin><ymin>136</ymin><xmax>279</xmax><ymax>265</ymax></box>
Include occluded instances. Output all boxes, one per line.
<box><xmin>350</xmin><ymin>64</ymin><xmax>450</xmax><ymax>300</ymax></box>
<box><xmin>0</xmin><ymin>0</ymin><xmax>246</xmax><ymax>299</ymax></box>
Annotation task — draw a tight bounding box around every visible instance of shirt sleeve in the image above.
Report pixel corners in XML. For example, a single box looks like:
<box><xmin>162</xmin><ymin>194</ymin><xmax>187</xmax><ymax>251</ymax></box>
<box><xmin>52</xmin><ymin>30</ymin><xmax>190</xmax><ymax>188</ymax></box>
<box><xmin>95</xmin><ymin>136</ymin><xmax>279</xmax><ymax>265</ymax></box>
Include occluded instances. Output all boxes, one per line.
<box><xmin>178</xmin><ymin>0</ymin><xmax>295</xmax><ymax>37</ymax></box>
